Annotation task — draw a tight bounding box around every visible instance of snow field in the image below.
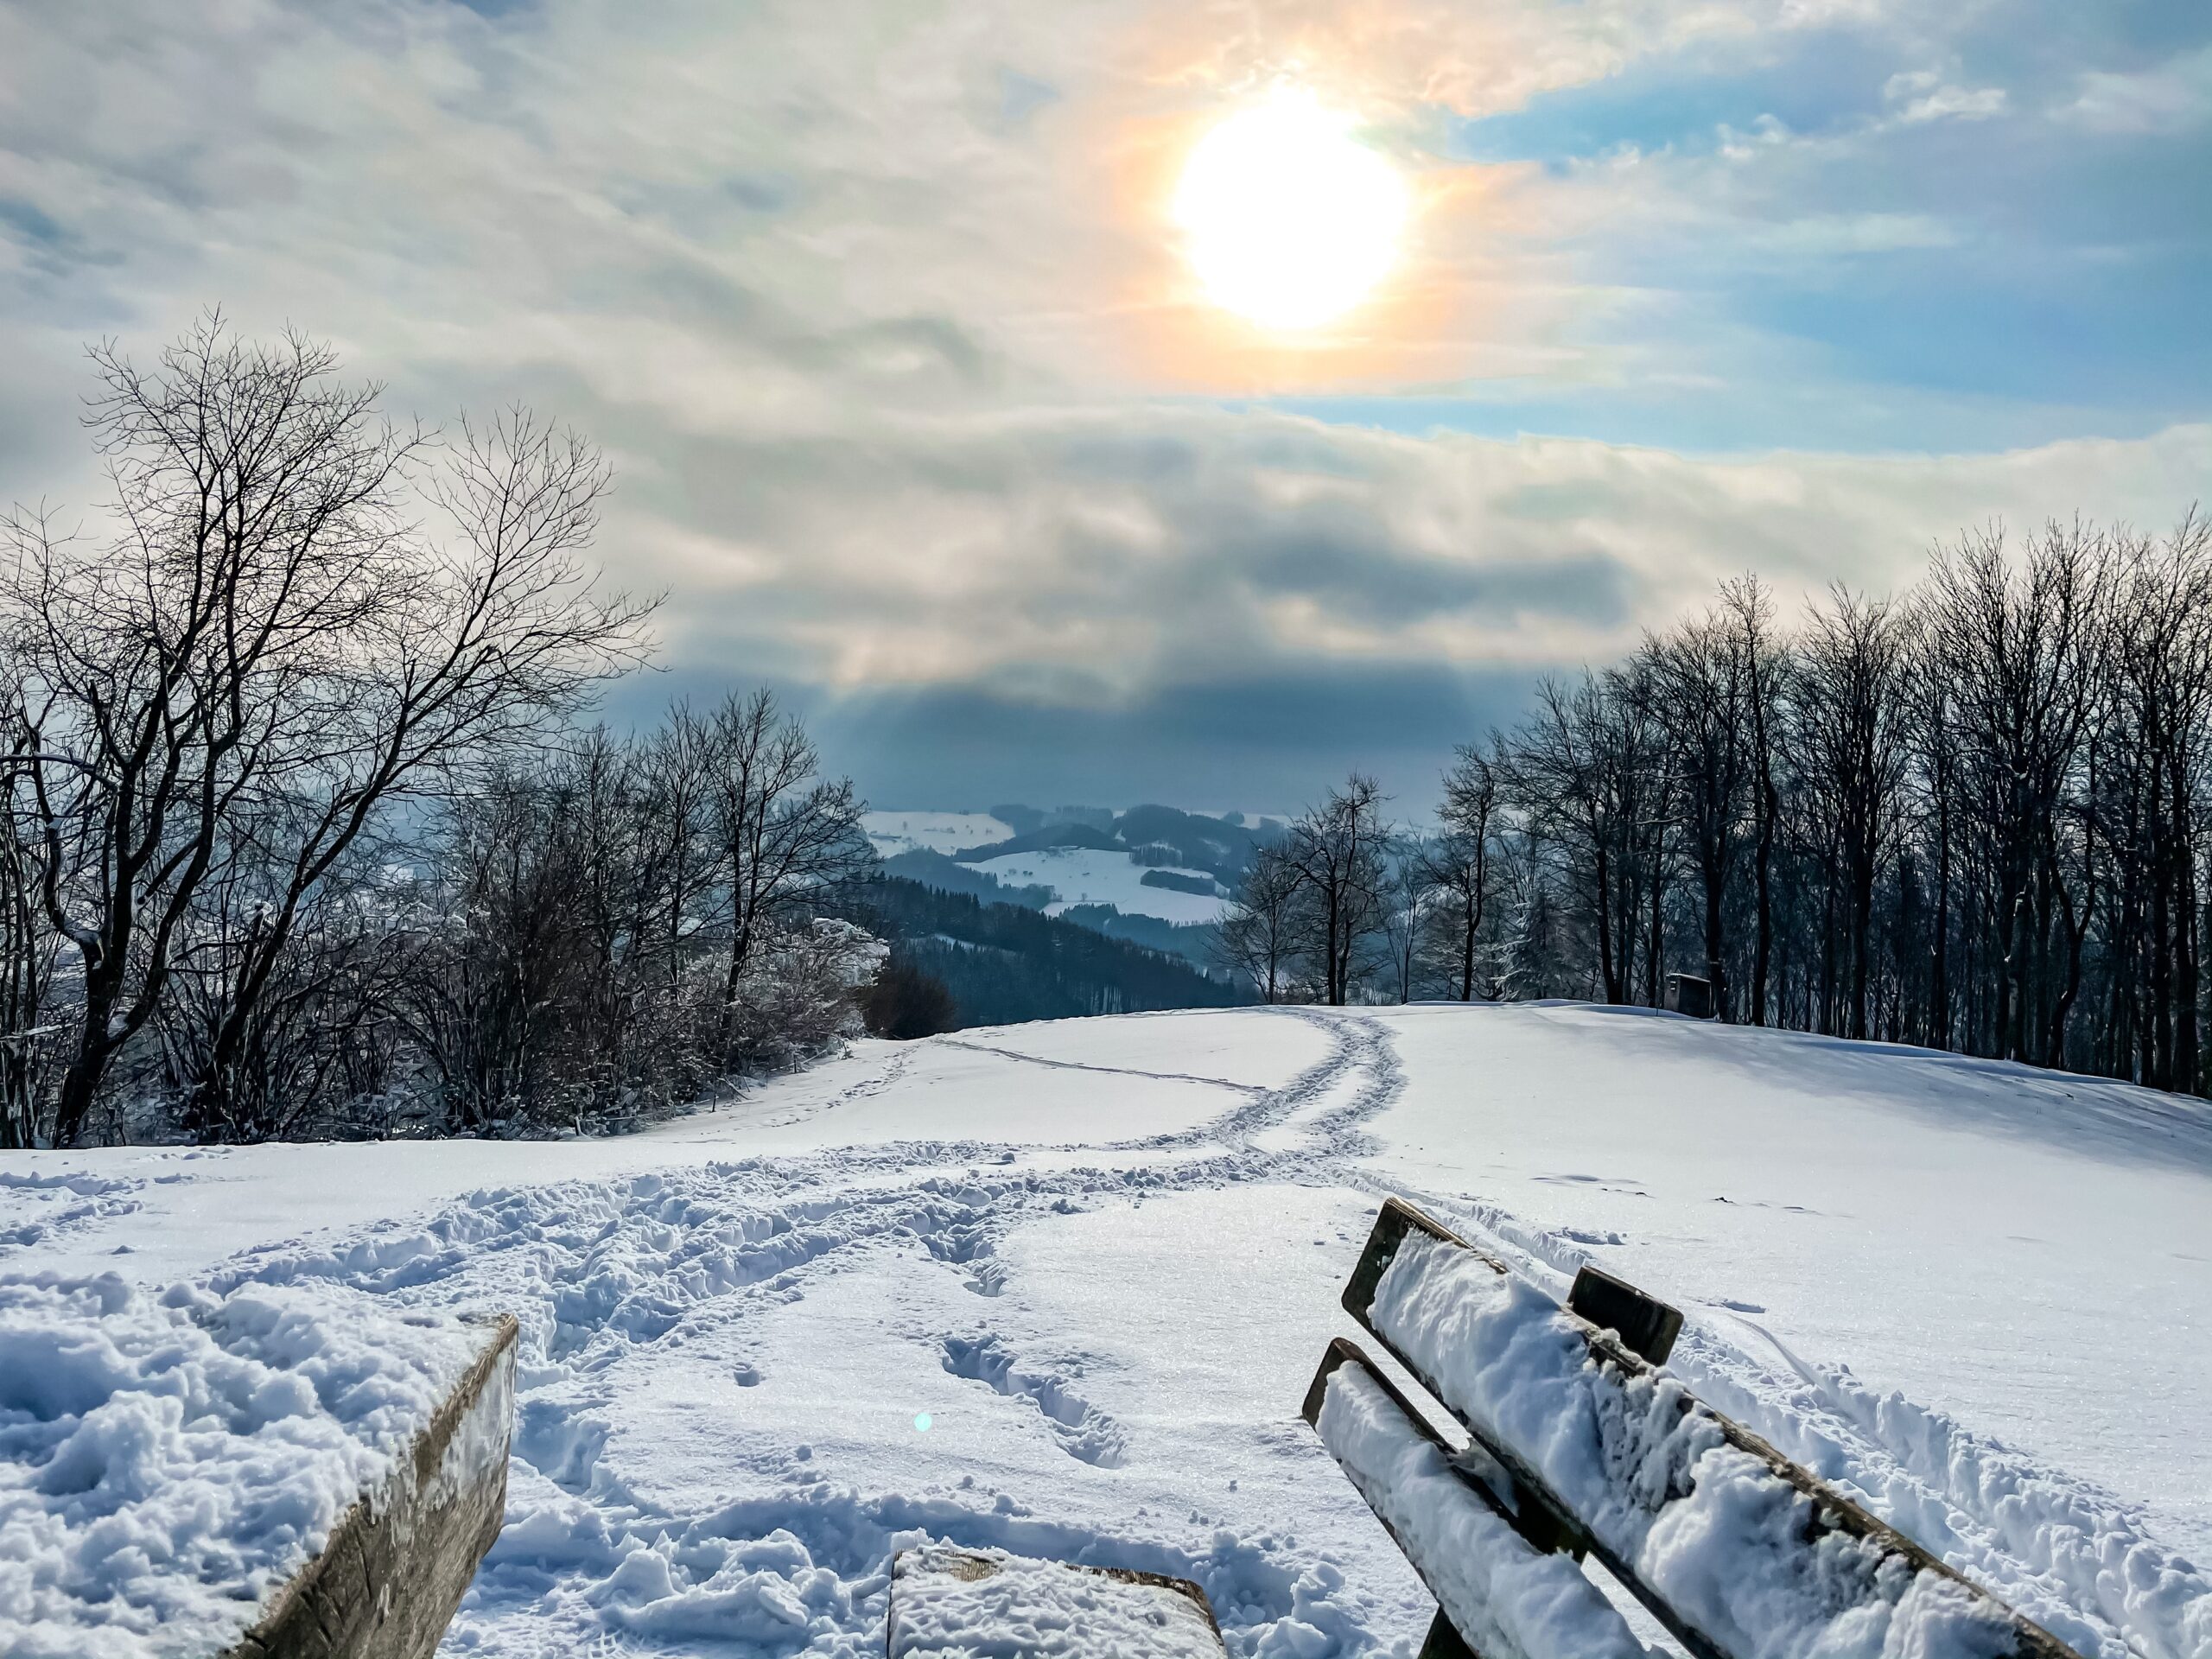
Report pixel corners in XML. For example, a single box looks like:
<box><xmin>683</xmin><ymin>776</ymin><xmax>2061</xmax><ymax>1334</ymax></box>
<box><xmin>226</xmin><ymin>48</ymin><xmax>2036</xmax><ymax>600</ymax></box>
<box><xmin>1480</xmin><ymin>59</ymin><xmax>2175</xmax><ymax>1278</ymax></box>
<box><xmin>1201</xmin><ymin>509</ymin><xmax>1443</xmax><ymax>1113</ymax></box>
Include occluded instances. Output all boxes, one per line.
<box><xmin>861</xmin><ymin>813</ymin><xmax>1017</xmax><ymax>859</ymax></box>
<box><xmin>969</xmin><ymin>847</ymin><xmax>1229</xmax><ymax>925</ymax></box>
<box><xmin>1367</xmin><ymin>1003</ymin><xmax>2212</xmax><ymax>1547</ymax></box>
<box><xmin>2</xmin><ymin>1002</ymin><xmax>2208</xmax><ymax>1658</ymax></box>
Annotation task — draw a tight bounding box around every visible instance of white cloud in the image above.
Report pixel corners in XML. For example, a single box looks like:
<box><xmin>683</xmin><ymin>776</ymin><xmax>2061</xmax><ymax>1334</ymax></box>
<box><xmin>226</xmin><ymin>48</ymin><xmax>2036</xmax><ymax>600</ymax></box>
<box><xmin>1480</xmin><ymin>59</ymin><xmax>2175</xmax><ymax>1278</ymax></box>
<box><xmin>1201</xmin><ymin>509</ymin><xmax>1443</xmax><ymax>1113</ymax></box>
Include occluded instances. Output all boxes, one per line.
<box><xmin>1882</xmin><ymin>68</ymin><xmax>2008</xmax><ymax>124</ymax></box>
<box><xmin>606</xmin><ymin>403</ymin><xmax>2212</xmax><ymax>697</ymax></box>
<box><xmin>2063</xmin><ymin>45</ymin><xmax>2212</xmax><ymax>135</ymax></box>
<box><xmin>0</xmin><ymin>0</ymin><xmax>2200</xmax><ymax>735</ymax></box>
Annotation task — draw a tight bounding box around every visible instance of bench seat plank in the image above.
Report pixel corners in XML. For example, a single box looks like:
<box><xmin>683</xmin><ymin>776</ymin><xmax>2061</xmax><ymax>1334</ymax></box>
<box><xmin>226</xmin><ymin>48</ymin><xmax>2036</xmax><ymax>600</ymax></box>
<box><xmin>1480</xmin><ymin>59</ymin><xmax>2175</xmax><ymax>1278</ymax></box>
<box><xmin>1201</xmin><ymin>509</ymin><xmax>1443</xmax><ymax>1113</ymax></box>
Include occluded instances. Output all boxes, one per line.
<box><xmin>219</xmin><ymin>1313</ymin><xmax>518</xmax><ymax>1659</ymax></box>
<box><xmin>1306</xmin><ymin>1338</ymin><xmax>1653</xmax><ymax>1659</ymax></box>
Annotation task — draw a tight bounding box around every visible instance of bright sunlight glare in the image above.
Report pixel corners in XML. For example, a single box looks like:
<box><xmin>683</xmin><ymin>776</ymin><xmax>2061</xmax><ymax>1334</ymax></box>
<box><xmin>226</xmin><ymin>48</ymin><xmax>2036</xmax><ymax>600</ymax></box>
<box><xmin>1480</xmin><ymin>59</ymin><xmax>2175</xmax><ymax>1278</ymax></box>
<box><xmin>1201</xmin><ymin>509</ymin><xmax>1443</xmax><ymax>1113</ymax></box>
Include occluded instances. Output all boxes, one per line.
<box><xmin>1173</xmin><ymin>91</ymin><xmax>1409</xmax><ymax>332</ymax></box>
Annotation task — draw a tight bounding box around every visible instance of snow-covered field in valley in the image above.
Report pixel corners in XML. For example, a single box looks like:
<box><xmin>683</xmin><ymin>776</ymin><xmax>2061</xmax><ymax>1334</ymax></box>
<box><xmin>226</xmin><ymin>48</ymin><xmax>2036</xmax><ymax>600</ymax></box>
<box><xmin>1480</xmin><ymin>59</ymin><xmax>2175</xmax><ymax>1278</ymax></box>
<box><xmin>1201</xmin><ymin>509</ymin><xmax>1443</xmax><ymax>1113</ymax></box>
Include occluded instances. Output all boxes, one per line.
<box><xmin>4</xmin><ymin>1003</ymin><xmax>2209</xmax><ymax>1659</ymax></box>
<box><xmin>861</xmin><ymin>812</ymin><xmax>1016</xmax><ymax>859</ymax></box>
<box><xmin>975</xmin><ymin>847</ymin><xmax>1230</xmax><ymax>924</ymax></box>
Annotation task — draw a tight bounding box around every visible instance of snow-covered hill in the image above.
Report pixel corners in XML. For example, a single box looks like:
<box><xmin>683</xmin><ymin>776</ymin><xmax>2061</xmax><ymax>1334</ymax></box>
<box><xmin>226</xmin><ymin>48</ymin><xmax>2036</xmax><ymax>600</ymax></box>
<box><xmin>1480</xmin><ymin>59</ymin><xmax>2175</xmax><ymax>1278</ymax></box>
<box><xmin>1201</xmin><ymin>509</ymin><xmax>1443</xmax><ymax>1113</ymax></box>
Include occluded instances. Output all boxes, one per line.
<box><xmin>861</xmin><ymin>804</ymin><xmax>1258</xmax><ymax>933</ymax></box>
<box><xmin>861</xmin><ymin>811</ymin><xmax>1018</xmax><ymax>859</ymax></box>
<box><xmin>5</xmin><ymin>1005</ymin><xmax>2209</xmax><ymax>1659</ymax></box>
<box><xmin>972</xmin><ymin>846</ymin><xmax>1229</xmax><ymax>924</ymax></box>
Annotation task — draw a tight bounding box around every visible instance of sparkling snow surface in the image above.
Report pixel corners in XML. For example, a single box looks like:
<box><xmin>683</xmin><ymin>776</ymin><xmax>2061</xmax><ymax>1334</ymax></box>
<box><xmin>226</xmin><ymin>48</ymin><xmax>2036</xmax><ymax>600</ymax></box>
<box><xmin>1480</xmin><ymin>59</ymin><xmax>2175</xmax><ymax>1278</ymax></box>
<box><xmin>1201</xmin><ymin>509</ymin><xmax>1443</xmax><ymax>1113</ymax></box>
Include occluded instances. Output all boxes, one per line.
<box><xmin>3</xmin><ymin>1003</ymin><xmax>2209</xmax><ymax>1659</ymax></box>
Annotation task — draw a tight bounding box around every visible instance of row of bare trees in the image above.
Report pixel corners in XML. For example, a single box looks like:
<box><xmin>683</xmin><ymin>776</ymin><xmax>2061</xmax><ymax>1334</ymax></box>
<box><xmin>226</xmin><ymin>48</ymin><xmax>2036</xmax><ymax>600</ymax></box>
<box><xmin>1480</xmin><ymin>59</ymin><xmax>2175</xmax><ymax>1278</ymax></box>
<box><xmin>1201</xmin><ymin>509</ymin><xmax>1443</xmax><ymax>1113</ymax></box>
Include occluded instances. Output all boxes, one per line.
<box><xmin>342</xmin><ymin>700</ymin><xmax>878</xmax><ymax>1143</ymax></box>
<box><xmin>0</xmin><ymin>321</ymin><xmax>877</xmax><ymax>1146</ymax></box>
<box><xmin>1224</xmin><ymin>516</ymin><xmax>2212</xmax><ymax>1096</ymax></box>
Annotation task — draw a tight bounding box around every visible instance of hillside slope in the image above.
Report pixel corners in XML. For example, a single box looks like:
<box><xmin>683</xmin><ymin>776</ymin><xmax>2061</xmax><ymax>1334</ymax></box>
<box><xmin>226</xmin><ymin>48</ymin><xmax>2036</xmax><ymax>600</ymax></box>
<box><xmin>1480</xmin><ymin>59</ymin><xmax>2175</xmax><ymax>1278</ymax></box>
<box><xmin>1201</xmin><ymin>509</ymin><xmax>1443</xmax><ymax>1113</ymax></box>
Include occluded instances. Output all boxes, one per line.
<box><xmin>861</xmin><ymin>804</ymin><xmax>1268</xmax><ymax>957</ymax></box>
<box><xmin>4</xmin><ymin>1005</ymin><xmax>2208</xmax><ymax>1659</ymax></box>
<box><xmin>842</xmin><ymin>876</ymin><xmax>1243</xmax><ymax>1027</ymax></box>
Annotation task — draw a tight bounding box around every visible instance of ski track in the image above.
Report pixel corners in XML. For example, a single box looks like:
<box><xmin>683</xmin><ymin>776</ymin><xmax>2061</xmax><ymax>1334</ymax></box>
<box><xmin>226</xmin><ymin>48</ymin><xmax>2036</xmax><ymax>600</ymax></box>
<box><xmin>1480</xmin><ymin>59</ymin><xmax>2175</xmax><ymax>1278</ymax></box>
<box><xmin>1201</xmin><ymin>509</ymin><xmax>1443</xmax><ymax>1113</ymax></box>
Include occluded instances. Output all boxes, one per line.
<box><xmin>122</xmin><ymin>1011</ymin><xmax>2211</xmax><ymax>1658</ymax></box>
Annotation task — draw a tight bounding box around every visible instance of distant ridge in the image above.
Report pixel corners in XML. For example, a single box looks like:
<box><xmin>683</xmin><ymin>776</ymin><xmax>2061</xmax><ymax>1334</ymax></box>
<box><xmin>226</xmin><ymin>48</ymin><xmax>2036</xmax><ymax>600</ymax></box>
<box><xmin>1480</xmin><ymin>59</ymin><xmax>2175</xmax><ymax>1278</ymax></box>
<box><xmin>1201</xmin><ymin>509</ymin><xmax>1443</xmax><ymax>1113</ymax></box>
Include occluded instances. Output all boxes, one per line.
<box><xmin>840</xmin><ymin>876</ymin><xmax>1246</xmax><ymax>1027</ymax></box>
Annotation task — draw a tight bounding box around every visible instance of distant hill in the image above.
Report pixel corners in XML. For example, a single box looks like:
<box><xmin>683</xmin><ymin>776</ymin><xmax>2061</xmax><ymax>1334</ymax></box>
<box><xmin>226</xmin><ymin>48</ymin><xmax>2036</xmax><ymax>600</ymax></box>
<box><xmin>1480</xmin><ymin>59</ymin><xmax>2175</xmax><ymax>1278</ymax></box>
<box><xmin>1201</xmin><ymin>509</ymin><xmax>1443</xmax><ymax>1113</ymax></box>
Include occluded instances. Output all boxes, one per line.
<box><xmin>860</xmin><ymin>802</ymin><xmax>1283</xmax><ymax>969</ymax></box>
<box><xmin>947</xmin><ymin>822</ymin><xmax>1124</xmax><ymax>861</ymax></box>
<box><xmin>1110</xmin><ymin>804</ymin><xmax>1272</xmax><ymax>881</ymax></box>
<box><xmin>837</xmin><ymin>876</ymin><xmax>1246</xmax><ymax>1028</ymax></box>
<box><xmin>877</xmin><ymin>848</ymin><xmax>1054</xmax><ymax>908</ymax></box>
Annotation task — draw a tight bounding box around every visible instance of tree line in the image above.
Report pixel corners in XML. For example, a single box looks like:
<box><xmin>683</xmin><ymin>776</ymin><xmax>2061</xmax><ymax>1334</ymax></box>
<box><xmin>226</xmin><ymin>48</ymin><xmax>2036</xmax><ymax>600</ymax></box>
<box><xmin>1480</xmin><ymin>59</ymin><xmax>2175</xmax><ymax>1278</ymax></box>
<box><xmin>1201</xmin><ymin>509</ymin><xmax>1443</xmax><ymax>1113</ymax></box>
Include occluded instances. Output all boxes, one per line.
<box><xmin>1223</xmin><ymin>517</ymin><xmax>2212</xmax><ymax>1097</ymax></box>
<box><xmin>0</xmin><ymin>320</ymin><xmax>878</xmax><ymax>1147</ymax></box>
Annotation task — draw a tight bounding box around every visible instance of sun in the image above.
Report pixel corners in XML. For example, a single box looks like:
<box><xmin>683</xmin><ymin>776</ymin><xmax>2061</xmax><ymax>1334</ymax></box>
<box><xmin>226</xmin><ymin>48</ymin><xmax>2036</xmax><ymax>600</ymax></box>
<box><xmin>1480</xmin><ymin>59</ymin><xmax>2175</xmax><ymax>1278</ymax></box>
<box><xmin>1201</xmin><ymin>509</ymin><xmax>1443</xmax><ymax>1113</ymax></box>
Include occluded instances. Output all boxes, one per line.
<box><xmin>1173</xmin><ymin>91</ymin><xmax>1409</xmax><ymax>332</ymax></box>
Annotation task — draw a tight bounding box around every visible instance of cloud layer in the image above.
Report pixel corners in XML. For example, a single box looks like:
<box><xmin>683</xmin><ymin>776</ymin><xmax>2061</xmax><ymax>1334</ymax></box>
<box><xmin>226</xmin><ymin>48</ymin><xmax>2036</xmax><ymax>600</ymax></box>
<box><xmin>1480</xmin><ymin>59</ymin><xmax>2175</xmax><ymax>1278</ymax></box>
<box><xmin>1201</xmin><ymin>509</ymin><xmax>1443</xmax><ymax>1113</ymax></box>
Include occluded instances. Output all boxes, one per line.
<box><xmin>1</xmin><ymin>0</ymin><xmax>2205</xmax><ymax>806</ymax></box>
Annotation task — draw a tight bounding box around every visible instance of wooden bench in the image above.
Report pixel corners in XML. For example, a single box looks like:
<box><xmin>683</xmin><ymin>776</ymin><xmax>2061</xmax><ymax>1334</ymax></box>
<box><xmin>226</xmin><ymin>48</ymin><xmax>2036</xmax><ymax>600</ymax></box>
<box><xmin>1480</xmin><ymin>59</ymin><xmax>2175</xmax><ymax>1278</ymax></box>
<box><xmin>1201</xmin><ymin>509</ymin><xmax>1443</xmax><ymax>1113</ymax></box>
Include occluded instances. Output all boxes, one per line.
<box><xmin>219</xmin><ymin>1313</ymin><xmax>518</xmax><ymax>1659</ymax></box>
<box><xmin>1302</xmin><ymin>1198</ymin><xmax>2087</xmax><ymax>1659</ymax></box>
<box><xmin>886</xmin><ymin>1546</ymin><xmax>1227</xmax><ymax>1656</ymax></box>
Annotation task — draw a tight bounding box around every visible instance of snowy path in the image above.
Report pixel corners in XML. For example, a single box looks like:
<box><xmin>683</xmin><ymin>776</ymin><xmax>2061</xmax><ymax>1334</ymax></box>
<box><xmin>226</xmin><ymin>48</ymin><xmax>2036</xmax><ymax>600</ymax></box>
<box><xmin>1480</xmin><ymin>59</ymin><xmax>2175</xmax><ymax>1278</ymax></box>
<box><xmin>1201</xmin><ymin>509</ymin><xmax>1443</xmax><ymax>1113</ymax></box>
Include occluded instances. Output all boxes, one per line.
<box><xmin>5</xmin><ymin>1005</ymin><xmax>2209</xmax><ymax>1658</ymax></box>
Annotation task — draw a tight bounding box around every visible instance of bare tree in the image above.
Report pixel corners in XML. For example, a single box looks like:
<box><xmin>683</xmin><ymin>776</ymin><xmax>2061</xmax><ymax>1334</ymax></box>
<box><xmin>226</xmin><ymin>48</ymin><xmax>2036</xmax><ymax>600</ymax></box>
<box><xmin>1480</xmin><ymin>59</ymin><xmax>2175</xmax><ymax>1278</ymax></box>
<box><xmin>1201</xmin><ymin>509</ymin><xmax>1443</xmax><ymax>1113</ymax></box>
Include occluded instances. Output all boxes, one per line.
<box><xmin>638</xmin><ymin>705</ymin><xmax>718</xmax><ymax>990</ymax></box>
<box><xmin>0</xmin><ymin>711</ymin><xmax>64</xmax><ymax>1147</ymax></box>
<box><xmin>1278</xmin><ymin>774</ymin><xmax>1390</xmax><ymax>1006</ymax></box>
<box><xmin>0</xmin><ymin>319</ymin><xmax>650</xmax><ymax>1143</ymax></box>
<box><xmin>1722</xmin><ymin>576</ymin><xmax>1785</xmax><ymax>1026</ymax></box>
<box><xmin>1923</xmin><ymin>525</ymin><xmax>2110</xmax><ymax>1063</ymax></box>
<box><xmin>1217</xmin><ymin>842</ymin><xmax>1306</xmax><ymax>1002</ymax></box>
<box><xmin>1378</xmin><ymin>834</ymin><xmax>1433</xmax><ymax>1005</ymax></box>
<box><xmin>1792</xmin><ymin>587</ymin><xmax>1914</xmax><ymax>1039</ymax></box>
<box><xmin>1457</xmin><ymin>520</ymin><xmax>2212</xmax><ymax>1096</ymax></box>
<box><xmin>399</xmin><ymin>759</ymin><xmax>597</xmax><ymax>1133</ymax></box>
<box><xmin>2088</xmin><ymin>514</ymin><xmax>2212</xmax><ymax>1089</ymax></box>
<box><xmin>1644</xmin><ymin>608</ymin><xmax>1751</xmax><ymax>1018</ymax></box>
<box><xmin>1501</xmin><ymin>671</ymin><xmax>1669</xmax><ymax>1006</ymax></box>
<box><xmin>1427</xmin><ymin>743</ymin><xmax>1500</xmax><ymax>1001</ymax></box>
<box><xmin>156</xmin><ymin>835</ymin><xmax>410</xmax><ymax>1142</ymax></box>
<box><xmin>704</xmin><ymin>690</ymin><xmax>872</xmax><ymax>1033</ymax></box>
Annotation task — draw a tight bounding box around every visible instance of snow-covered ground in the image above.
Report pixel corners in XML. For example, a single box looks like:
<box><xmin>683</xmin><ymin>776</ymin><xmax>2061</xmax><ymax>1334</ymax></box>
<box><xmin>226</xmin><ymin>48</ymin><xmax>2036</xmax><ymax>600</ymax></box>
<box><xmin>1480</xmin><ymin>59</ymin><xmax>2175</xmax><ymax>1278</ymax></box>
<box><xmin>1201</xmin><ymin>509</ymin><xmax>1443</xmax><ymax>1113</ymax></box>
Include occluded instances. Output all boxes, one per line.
<box><xmin>861</xmin><ymin>812</ymin><xmax>1015</xmax><ymax>859</ymax></box>
<box><xmin>969</xmin><ymin>847</ymin><xmax>1229</xmax><ymax>925</ymax></box>
<box><xmin>4</xmin><ymin>1003</ymin><xmax>2209</xmax><ymax>1658</ymax></box>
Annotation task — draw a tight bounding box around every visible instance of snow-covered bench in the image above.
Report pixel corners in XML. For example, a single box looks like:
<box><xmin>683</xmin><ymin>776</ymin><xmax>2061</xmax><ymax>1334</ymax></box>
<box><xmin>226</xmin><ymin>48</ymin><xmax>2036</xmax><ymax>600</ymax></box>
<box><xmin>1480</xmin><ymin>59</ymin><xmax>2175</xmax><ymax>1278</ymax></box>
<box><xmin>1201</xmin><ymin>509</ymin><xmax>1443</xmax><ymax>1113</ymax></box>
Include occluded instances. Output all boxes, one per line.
<box><xmin>0</xmin><ymin>1279</ymin><xmax>516</xmax><ymax>1659</ymax></box>
<box><xmin>886</xmin><ymin>1545</ymin><xmax>1228</xmax><ymax>1657</ymax></box>
<box><xmin>1303</xmin><ymin>1198</ymin><xmax>2087</xmax><ymax>1659</ymax></box>
<box><xmin>226</xmin><ymin>1310</ymin><xmax>517</xmax><ymax>1659</ymax></box>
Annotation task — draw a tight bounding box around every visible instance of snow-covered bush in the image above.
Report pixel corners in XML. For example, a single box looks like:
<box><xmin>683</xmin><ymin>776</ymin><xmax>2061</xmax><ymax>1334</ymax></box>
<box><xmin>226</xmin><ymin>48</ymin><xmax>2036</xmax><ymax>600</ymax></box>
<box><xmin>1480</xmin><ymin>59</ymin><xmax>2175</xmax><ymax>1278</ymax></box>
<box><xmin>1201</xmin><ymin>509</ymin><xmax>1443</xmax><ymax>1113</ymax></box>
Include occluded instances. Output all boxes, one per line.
<box><xmin>724</xmin><ymin>918</ymin><xmax>889</xmax><ymax>1073</ymax></box>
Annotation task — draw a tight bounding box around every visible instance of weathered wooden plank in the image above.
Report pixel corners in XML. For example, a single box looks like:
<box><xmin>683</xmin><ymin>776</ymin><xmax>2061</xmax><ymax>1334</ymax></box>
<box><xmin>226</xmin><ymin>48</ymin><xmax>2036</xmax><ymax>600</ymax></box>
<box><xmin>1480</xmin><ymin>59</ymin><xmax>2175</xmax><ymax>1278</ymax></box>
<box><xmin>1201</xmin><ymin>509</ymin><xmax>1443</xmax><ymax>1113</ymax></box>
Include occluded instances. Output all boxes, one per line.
<box><xmin>219</xmin><ymin>1313</ymin><xmax>518</xmax><ymax>1659</ymax></box>
<box><xmin>1564</xmin><ymin>1263</ymin><xmax>1681</xmax><ymax>1366</ymax></box>
<box><xmin>1339</xmin><ymin>1198</ymin><xmax>2084</xmax><ymax>1659</ymax></box>
<box><xmin>1301</xmin><ymin>1338</ymin><xmax>1648</xmax><ymax>1659</ymax></box>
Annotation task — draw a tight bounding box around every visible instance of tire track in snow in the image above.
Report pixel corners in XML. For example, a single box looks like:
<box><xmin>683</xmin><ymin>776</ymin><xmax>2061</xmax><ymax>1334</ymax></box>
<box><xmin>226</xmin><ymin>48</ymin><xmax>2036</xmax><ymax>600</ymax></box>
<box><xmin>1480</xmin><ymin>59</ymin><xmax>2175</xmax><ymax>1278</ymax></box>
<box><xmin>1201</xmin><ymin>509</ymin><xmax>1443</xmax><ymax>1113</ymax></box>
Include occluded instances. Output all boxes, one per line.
<box><xmin>935</xmin><ymin>1037</ymin><xmax>1274</xmax><ymax>1100</ymax></box>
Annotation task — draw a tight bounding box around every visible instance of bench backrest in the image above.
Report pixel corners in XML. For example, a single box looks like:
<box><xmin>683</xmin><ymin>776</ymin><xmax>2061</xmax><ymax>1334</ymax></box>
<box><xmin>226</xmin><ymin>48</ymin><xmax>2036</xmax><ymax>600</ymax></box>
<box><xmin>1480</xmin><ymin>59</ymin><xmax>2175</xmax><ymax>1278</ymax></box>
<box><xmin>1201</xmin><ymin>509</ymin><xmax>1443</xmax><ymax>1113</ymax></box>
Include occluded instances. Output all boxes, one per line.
<box><xmin>1304</xmin><ymin>1198</ymin><xmax>2083</xmax><ymax>1659</ymax></box>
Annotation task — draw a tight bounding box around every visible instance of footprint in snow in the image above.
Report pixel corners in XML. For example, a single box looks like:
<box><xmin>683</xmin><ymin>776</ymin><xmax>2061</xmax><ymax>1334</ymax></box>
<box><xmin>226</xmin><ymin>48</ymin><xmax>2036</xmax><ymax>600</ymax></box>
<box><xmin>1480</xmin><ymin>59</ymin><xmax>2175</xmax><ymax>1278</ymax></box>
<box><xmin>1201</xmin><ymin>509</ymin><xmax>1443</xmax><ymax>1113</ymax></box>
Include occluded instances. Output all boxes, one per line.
<box><xmin>938</xmin><ymin>1334</ymin><xmax>1127</xmax><ymax>1467</ymax></box>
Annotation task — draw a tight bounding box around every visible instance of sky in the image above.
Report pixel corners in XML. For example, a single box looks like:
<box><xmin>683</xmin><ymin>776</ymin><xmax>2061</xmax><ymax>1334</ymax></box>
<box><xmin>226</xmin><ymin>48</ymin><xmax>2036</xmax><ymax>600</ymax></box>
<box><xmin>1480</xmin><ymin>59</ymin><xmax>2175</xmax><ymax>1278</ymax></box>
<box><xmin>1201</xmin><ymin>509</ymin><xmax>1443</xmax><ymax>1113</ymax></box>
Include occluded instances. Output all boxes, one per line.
<box><xmin>1</xmin><ymin>0</ymin><xmax>2208</xmax><ymax>811</ymax></box>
